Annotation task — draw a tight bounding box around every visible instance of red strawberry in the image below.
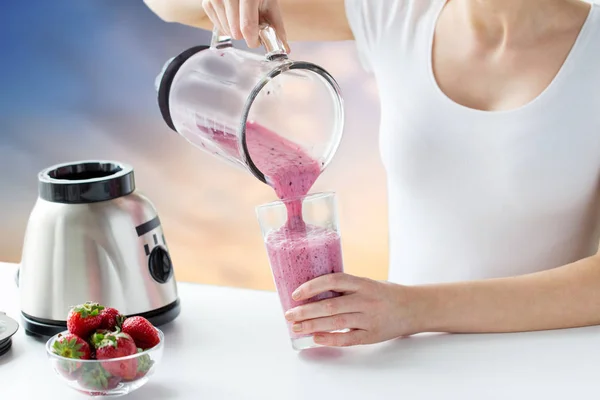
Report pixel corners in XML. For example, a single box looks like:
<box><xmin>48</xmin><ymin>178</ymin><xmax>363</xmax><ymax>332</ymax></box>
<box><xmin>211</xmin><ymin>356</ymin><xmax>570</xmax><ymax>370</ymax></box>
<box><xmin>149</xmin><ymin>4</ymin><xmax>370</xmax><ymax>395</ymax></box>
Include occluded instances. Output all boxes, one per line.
<box><xmin>99</xmin><ymin>307</ymin><xmax>125</xmax><ymax>330</ymax></box>
<box><xmin>51</xmin><ymin>332</ymin><xmax>92</xmax><ymax>380</ymax></box>
<box><xmin>121</xmin><ymin>316</ymin><xmax>160</xmax><ymax>350</ymax></box>
<box><xmin>91</xmin><ymin>330</ymin><xmax>138</xmax><ymax>380</ymax></box>
<box><xmin>67</xmin><ymin>302</ymin><xmax>105</xmax><ymax>338</ymax></box>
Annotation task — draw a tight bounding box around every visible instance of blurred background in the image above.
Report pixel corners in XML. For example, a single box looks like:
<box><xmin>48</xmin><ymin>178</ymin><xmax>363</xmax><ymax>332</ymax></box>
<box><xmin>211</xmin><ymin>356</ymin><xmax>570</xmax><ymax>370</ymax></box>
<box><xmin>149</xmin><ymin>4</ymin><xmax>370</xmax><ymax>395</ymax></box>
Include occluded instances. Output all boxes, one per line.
<box><xmin>0</xmin><ymin>0</ymin><xmax>387</xmax><ymax>290</ymax></box>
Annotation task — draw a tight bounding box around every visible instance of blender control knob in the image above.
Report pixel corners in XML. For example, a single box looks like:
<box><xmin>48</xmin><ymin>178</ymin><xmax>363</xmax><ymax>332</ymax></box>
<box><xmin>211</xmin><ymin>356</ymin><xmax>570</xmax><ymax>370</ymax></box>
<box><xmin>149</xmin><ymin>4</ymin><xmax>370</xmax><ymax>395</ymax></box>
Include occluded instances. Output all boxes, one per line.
<box><xmin>148</xmin><ymin>246</ymin><xmax>173</xmax><ymax>284</ymax></box>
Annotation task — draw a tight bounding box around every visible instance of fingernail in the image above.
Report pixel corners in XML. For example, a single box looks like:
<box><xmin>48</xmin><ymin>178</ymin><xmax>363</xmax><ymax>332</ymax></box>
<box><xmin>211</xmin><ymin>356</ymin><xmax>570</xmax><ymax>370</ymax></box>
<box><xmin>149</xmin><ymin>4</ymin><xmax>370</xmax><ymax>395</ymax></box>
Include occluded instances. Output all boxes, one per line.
<box><xmin>292</xmin><ymin>289</ymin><xmax>300</xmax><ymax>300</ymax></box>
<box><xmin>284</xmin><ymin>310</ymin><xmax>294</xmax><ymax>321</ymax></box>
<box><xmin>313</xmin><ymin>334</ymin><xmax>325</xmax><ymax>344</ymax></box>
<box><xmin>292</xmin><ymin>323</ymin><xmax>302</xmax><ymax>332</ymax></box>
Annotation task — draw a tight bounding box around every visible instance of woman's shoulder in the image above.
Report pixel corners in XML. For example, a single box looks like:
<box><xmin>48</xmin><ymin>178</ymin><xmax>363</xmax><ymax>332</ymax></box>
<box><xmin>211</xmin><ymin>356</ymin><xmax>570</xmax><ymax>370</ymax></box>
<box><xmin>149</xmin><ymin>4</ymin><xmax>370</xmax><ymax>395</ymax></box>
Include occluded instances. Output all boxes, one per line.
<box><xmin>575</xmin><ymin>3</ymin><xmax>600</xmax><ymax>63</ymax></box>
<box><xmin>345</xmin><ymin>0</ymin><xmax>442</xmax><ymax>48</ymax></box>
<box><xmin>345</xmin><ymin>0</ymin><xmax>442</xmax><ymax>29</ymax></box>
<box><xmin>586</xmin><ymin>2</ymin><xmax>600</xmax><ymax>34</ymax></box>
<box><xmin>345</xmin><ymin>0</ymin><xmax>442</xmax><ymax>70</ymax></box>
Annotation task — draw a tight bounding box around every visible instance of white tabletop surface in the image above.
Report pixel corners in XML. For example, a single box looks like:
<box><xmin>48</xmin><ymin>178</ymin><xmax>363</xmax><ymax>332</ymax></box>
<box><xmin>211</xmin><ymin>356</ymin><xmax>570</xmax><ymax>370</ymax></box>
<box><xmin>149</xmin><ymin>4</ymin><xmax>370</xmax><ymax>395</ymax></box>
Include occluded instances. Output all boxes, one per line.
<box><xmin>1</xmin><ymin>261</ymin><xmax>599</xmax><ymax>399</ymax></box>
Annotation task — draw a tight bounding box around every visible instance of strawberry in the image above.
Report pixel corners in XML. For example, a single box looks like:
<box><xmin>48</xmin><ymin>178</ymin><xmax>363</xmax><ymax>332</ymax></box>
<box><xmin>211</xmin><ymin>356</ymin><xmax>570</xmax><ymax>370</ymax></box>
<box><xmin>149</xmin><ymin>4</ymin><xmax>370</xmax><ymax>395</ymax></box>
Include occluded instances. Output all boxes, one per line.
<box><xmin>99</xmin><ymin>307</ymin><xmax>125</xmax><ymax>330</ymax></box>
<box><xmin>52</xmin><ymin>332</ymin><xmax>92</xmax><ymax>360</ymax></box>
<box><xmin>121</xmin><ymin>316</ymin><xmax>160</xmax><ymax>350</ymax></box>
<box><xmin>130</xmin><ymin>348</ymin><xmax>155</xmax><ymax>381</ymax></box>
<box><xmin>77</xmin><ymin>363</ymin><xmax>121</xmax><ymax>392</ymax></box>
<box><xmin>91</xmin><ymin>330</ymin><xmax>138</xmax><ymax>380</ymax></box>
<box><xmin>67</xmin><ymin>302</ymin><xmax>105</xmax><ymax>338</ymax></box>
<box><xmin>51</xmin><ymin>332</ymin><xmax>92</xmax><ymax>380</ymax></box>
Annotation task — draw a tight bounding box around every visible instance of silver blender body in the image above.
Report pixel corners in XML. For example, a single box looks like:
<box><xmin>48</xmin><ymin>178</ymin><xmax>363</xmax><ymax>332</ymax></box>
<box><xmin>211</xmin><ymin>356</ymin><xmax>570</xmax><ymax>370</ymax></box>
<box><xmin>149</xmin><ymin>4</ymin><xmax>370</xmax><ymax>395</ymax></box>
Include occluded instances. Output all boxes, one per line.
<box><xmin>19</xmin><ymin>161</ymin><xmax>180</xmax><ymax>336</ymax></box>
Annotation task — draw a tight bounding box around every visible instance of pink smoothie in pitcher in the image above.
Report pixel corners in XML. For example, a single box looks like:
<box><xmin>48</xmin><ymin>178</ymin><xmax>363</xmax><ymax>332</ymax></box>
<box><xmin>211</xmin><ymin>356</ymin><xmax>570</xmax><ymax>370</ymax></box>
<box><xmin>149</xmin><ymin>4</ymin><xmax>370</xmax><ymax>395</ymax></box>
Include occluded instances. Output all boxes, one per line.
<box><xmin>196</xmin><ymin>120</ymin><xmax>320</xmax><ymax>199</ymax></box>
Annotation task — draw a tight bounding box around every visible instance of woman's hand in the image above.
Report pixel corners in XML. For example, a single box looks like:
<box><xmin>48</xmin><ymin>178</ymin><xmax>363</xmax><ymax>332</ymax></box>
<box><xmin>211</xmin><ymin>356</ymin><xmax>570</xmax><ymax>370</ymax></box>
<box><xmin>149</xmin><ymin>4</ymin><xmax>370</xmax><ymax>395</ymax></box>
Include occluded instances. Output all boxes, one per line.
<box><xmin>284</xmin><ymin>273</ymin><xmax>424</xmax><ymax>347</ymax></box>
<box><xmin>201</xmin><ymin>0</ymin><xmax>289</xmax><ymax>49</ymax></box>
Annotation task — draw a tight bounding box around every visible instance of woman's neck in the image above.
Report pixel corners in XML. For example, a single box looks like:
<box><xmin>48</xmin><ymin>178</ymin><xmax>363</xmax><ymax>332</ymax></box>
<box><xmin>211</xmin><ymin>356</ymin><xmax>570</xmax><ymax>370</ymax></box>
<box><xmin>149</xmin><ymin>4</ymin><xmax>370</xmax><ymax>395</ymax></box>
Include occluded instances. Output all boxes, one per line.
<box><xmin>453</xmin><ymin>0</ymin><xmax>586</xmax><ymax>48</ymax></box>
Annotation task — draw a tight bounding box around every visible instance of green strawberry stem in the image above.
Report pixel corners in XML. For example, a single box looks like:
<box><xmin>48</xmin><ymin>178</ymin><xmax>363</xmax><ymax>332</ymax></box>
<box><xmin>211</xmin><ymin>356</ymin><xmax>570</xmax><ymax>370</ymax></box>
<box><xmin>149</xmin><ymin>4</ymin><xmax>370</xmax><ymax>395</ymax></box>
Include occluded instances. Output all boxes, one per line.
<box><xmin>79</xmin><ymin>364</ymin><xmax>111</xmax><ymax>390</ymax></box>
<box><xmin>52</xmin><ymin>337</ymin><xmax>86</xmax><ymax>359</ymax></box>
<box><xmin>116</xmin><ymin>314</ymin><xmax>126</xmax><ymax>329</ymax></box>
<box><xmin>90</xmin><ymin>332</ymin><xmax>106</xmax><ymax>348</ymax></box>
<box><xmin>72</xmin><ymin>302</ymin><xmax>105</xmax><ymax>318</ymax></box>
<box><xmin>136</xmin><ymin>349</ymin><xmax>154</xmax><ymax>374</ymax></box>
<box><xmin>91</xmin><ymin>329</ymin><xmax>131</xmax><ymax>349</ymax></box>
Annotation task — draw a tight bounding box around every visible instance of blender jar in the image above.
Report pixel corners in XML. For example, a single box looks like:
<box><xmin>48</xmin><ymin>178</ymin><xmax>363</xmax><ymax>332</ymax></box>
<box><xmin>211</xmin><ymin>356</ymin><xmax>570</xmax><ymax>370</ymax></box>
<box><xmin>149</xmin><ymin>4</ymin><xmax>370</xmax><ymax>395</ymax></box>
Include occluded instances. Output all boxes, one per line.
<box><xmin>155</xmin><ymin>25</ymin><xmax>345</xmax><ymax>184</ymax></box>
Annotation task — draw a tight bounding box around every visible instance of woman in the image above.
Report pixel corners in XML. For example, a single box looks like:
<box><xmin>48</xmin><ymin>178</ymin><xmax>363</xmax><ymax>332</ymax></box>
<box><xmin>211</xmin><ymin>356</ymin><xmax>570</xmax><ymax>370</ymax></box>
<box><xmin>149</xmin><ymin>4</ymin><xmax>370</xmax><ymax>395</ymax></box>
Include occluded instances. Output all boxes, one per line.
<box><xmin>144</xmin><ymin>0</ymin><xmax>600</xmax><ymax>347</ymax></box>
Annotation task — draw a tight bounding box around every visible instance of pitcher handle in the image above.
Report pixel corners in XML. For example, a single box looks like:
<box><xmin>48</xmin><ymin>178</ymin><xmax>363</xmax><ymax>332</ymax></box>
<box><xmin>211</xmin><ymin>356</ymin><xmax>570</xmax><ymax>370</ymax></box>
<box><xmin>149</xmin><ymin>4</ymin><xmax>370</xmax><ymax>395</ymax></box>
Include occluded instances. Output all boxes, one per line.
<box><xmin>210</xmin><ymin>24</ymin><xmax>288</xmax><ymax>60</ymax></box>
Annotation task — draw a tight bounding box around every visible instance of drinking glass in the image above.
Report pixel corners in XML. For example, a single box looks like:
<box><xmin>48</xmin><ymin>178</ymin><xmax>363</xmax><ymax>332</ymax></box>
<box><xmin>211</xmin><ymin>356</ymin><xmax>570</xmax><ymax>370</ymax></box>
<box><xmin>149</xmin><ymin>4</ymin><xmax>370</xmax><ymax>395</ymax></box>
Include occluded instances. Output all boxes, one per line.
<box><xmin>256</xmin><ymin>192</ymin><xmax>345</xmax><ymax>350</ymax></box>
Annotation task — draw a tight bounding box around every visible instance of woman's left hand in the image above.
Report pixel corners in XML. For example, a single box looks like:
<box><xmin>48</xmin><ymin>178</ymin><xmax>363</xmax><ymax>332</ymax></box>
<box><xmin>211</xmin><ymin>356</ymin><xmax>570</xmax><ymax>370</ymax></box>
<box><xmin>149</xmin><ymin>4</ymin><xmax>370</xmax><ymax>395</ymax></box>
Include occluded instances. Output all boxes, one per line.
<box><xmin>285</xmin><ymin>273</ymin><xmax>423</xmax><ymax>347</ymax></box>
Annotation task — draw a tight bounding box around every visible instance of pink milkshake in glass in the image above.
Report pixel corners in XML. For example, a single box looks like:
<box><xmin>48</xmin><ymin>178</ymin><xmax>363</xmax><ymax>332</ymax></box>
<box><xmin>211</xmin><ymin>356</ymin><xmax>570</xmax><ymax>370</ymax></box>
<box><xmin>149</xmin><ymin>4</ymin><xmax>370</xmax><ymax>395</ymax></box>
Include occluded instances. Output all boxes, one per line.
<box><xmin>256</xmin><ymin>192</ymin><xmax>344</xmax><ymax>350</ymax></box>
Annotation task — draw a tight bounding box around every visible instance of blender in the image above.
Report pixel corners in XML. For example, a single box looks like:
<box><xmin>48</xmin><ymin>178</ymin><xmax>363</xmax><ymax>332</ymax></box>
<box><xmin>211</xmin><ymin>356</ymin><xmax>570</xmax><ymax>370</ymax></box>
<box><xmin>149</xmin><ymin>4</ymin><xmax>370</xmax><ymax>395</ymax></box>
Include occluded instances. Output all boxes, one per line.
<box><xmin>155</xmin><ymin>24</ymin><xmax>345</xmax><ymax>184</ymax></box>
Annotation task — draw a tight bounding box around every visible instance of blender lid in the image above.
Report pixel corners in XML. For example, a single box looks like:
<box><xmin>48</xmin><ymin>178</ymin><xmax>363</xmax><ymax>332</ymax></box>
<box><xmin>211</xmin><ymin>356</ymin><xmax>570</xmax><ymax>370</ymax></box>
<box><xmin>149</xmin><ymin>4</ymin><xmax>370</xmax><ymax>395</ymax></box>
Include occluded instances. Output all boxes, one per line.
<box><xmin>0</xmin><ymin>313</ymin><xmax>19</xmax><ymax>357</ymax></box>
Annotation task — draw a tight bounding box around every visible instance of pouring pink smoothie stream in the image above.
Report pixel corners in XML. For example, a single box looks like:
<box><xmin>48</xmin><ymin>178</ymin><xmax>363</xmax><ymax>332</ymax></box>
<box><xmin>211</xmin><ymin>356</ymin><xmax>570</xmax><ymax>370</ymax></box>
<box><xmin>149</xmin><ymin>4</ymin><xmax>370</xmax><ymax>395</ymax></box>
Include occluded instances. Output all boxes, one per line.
<box><xmin>198</xmin><ymin>121</ymin><xmax>344</xmax><ymax>340</ymax></box>
<box><xmin>157</xmin><ymin>26</ymin><xmax>345</xmax><ymax>349</ymax></box>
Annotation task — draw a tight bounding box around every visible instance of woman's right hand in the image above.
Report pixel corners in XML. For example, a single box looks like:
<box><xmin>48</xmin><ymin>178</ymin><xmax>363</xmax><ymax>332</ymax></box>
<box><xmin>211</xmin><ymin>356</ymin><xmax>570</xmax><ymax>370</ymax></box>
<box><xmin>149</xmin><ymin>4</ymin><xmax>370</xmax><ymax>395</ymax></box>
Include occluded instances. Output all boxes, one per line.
<box><xmin>202</xmin><ymin>0</ymin><xmax>289</xmax><ymax>50</ymax></box>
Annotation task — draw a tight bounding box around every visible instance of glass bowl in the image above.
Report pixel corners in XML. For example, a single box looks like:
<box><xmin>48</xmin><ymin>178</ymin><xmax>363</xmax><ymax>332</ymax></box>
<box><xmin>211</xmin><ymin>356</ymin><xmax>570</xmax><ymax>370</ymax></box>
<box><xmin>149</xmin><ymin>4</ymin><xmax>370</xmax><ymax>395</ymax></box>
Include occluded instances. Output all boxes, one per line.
<box><xmin>45</xmin><ymin>328</ymin><xmax>164</xmax><ymax>397</ymax></box>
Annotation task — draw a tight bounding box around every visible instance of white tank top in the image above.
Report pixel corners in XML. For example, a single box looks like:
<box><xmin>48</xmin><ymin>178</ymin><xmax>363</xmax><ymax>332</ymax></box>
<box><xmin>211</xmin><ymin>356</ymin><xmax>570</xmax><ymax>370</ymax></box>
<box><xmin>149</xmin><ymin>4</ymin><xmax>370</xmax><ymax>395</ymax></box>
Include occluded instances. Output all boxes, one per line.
<box><xmin>345</xmin><ymin>0</ymin><xmax>600</xmax><ymax>285</ymax></box>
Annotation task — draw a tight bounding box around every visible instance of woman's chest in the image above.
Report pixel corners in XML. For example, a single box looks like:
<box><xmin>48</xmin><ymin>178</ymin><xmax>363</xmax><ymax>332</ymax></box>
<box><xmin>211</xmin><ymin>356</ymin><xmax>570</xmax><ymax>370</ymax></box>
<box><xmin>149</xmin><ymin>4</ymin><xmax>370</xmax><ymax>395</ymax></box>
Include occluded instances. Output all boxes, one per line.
<box><xmin>431</xmin><ymin>40</ymin><xmax>584</xmax><ymax>113</ymax></box>
<box><xmin>430</xmin><ymin>3</ymin><xmax>592</xmax><ymax>112</ymax></box>
<box><xmin>377</xmin><ymin>85</ymin><xmax>600</xmax><ymax>215</ymax></box>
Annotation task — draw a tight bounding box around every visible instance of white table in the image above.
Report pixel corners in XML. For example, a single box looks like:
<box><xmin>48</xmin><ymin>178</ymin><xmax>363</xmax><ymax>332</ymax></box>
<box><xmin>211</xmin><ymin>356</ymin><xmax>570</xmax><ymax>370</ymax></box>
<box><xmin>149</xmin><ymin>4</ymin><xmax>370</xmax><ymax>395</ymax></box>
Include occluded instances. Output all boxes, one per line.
<box><xmin>1</xmin><ymin>261</ymin><xmax>599</xmax><ymax>399</ymax></box>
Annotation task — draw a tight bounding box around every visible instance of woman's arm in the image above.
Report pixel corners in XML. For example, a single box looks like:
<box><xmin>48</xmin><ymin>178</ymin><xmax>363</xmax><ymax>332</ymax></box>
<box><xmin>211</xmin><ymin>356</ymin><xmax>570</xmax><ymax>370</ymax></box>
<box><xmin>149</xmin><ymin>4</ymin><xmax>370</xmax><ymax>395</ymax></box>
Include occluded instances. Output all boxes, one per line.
<box><xmin>284</xmin><ymin>253</ymin><xmax>600</xmax><ymax>347</ymax></box>
<box><xmin>143</xmin><ymin>0</ymin><xmax>353</xmax><ymax>43</ymax></box>
<box><xmin>143</xmin><ymin>0</ymin><xmax>209</xmax><ymax>28</ymax></box>
<box><xmin>416</xmin><ymin>254</ymin><xmax>600</xmax><ymax>334</ymax></box>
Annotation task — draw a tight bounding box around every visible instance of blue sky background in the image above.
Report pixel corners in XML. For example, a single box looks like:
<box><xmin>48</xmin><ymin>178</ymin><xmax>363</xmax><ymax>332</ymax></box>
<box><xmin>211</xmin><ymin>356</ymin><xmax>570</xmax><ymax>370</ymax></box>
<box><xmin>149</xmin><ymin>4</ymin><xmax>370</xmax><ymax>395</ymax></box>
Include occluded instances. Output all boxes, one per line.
<box><xmin>0</xmin><ymin>0</ymin><xmax>387</xmax><ymax>289</ymax></box>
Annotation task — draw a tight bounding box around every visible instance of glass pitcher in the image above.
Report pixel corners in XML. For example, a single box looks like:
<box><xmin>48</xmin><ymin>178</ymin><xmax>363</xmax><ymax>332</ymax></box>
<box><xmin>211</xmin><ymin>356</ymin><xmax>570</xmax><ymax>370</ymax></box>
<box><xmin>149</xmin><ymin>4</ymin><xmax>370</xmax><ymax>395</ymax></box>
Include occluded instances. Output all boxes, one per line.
<box><xmin>155</xmin><ymin>25</ymin><xmax>345</xmax><ymax>184</ymax></box>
